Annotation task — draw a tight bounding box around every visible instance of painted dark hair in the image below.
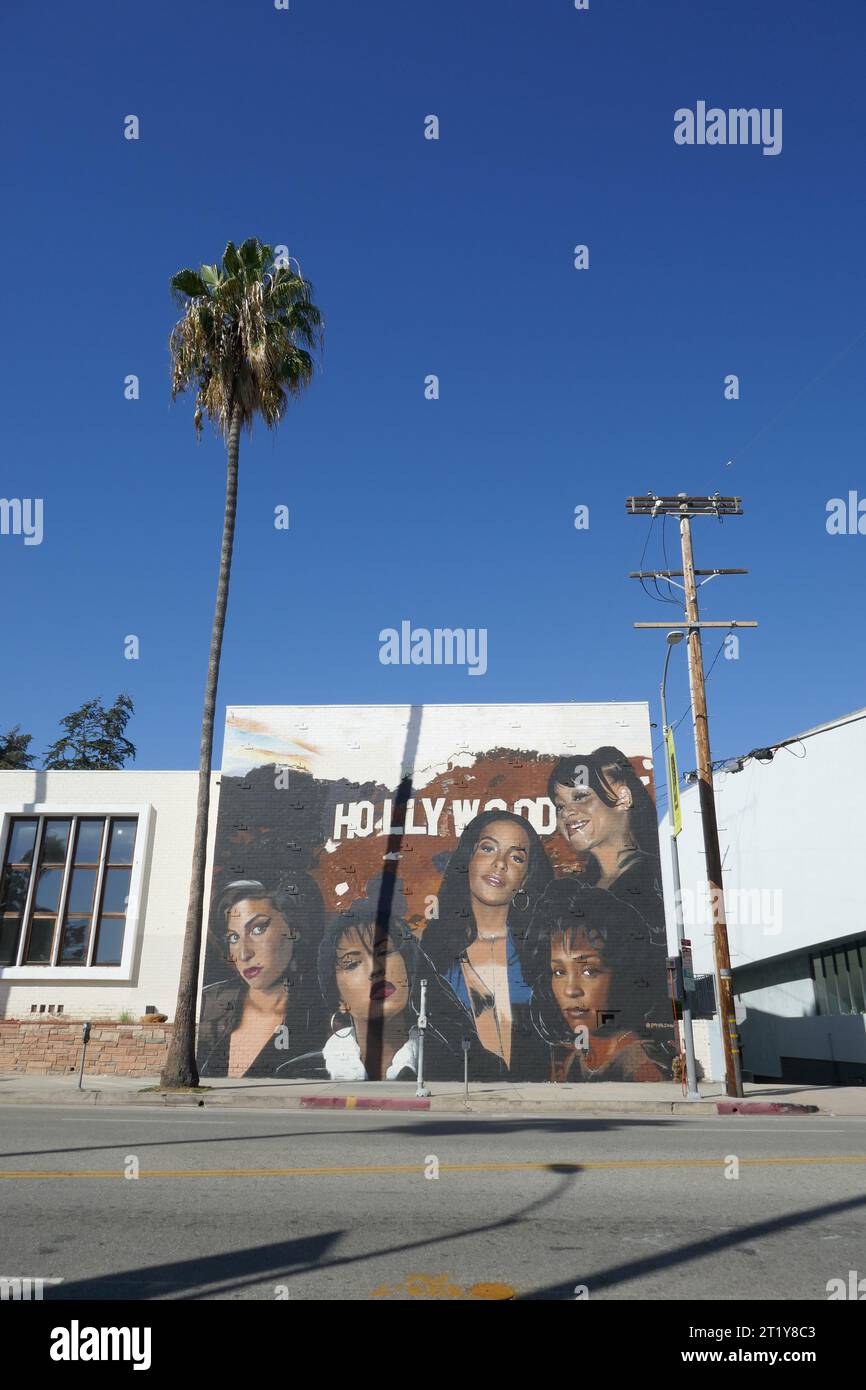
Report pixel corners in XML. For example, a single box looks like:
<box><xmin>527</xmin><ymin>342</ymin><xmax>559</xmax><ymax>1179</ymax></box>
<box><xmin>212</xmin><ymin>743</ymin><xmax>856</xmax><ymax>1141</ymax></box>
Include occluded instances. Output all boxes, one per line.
<box><xmin>317</xmin><ymin>906</ymin><xmax>420</xmax><ymax>1016</ymax></box>
<box><xmin>420</xmin><ymin>809</ymin><xmax>555</xmax><ymax>975</ymax></box>
<box><xmin>548</xmin><ymin>746</ymin><xmax>659</xmax><ymax>873</ymax></box>
<box><xmin>522</xmin><ymin>878</ymin><xmax>669</xmax><ymax>1045</ymax></box>
<box><xmin>210</xmin><ymin>874</ymin><xmax>323</xmax><ymax>995</ymax></box>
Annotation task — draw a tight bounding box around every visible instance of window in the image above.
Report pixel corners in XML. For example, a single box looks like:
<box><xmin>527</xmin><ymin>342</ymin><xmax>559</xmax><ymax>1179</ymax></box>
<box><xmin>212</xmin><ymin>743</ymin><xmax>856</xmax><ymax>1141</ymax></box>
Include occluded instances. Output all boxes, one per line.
<box><xmin>810</xmin><ymin>941</ymin><xmax>866</xmax><ymax>1017</ymax></box>
<box><xmin>0</xmin><ymin>816</ymin><xmax>137</xmax><ymax>968</ymax></box>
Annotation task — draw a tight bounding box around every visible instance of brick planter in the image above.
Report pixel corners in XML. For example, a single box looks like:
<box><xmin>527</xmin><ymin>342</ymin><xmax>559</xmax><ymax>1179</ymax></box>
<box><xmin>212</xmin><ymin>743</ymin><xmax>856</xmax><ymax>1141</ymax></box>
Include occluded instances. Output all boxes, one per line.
<box><xmin>0</xmin><ymin>1019</ymin><xmax>173</xmax><ymax>1076</ymax></box>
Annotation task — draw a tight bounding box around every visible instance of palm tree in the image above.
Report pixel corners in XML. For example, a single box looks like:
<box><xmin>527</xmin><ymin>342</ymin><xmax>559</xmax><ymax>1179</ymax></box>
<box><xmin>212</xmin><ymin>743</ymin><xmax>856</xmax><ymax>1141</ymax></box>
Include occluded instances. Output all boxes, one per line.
<box><xmin>161</xmin><ymin>238</ymin><xmax>322</xmax><ymax>1088</ymax></box>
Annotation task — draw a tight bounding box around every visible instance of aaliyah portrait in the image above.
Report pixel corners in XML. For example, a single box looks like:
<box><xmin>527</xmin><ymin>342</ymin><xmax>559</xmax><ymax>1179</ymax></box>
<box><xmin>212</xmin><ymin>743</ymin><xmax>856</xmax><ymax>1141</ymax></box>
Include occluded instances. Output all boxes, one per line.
<box><xmin>419</xmin><ymin>809</ymin><xmax>554</xmax><ymax>1078</ymax></box>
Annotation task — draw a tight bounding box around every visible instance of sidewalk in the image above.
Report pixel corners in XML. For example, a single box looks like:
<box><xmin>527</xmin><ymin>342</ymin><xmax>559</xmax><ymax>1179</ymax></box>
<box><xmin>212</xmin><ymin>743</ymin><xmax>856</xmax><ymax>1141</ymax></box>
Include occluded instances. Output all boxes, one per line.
<box><xmin>1</xmin><ymin>1070</ymin><xmax>864</xmax><ymax>1115</ymax></box>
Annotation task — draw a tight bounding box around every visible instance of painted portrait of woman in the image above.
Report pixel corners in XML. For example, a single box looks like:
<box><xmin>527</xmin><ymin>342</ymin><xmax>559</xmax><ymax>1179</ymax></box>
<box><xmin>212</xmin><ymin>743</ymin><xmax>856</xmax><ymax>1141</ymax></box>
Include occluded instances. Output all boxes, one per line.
<box><xmin>523</xmin><ymin>879</ymin><xmax>674</xmax><ymax>1083</ymax></box>
<box><xmin>548</xmin><ymin>747</ymin><xmax>665</xmax><ymax>937</ymax></box>
<box><xmin>317</xmin><ymin>914</ymin><xmax>420</xmax><ymax>1080</ymax></box>
<box><xmin>197</xmin><ymin>875</ymin><xmax>326</xmax><ymax>1078</ymax></box>
<box><xmin>274</xmin><ymin>901</ymin><xmax>459</xmax><ymax>1081</ymax></box>
<box><xmin>419</xmin><ymin>809</ymin><xmax>554</xmax><ymax>1078</ymax></box>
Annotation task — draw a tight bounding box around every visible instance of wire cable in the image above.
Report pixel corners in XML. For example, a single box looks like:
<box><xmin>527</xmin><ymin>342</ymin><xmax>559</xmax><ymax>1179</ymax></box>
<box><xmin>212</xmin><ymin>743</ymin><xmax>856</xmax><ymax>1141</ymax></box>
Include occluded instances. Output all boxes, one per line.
<box><xmin>637</xmin><ymin>513</ymin><xmax>680</xmax><ymax>606</ymax></box>
<box><xmin>722</xmin><ymin>323</ymin><xmax>866</xmax><ymax>477</ymax></box>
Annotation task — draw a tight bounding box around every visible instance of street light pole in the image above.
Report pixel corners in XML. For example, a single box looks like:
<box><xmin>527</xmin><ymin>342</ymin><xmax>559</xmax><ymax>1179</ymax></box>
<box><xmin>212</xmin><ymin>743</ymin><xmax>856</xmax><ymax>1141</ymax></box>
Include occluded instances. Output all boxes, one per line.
<box><xmin>661</xmin><ymin>633</ymin><xmax>701</xmax><ymax>1100</ymax></box>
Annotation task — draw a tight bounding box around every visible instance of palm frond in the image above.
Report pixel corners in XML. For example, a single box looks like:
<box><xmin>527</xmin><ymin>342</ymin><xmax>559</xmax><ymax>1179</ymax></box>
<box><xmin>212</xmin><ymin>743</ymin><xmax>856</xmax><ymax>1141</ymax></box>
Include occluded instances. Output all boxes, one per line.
<box><xmin>168</xmin><ymin>236</ymin><xmax>322</xmax><ymax>439</ymax></box>
<box><xmin>171</xmin><ymin>268</ymin><xmax>209</xmax><ymax>301</ymax></box>
<box><xmin>221</xmin><ymin>241</ymin><xmax>241</xmax><ymax>277</ymax></box>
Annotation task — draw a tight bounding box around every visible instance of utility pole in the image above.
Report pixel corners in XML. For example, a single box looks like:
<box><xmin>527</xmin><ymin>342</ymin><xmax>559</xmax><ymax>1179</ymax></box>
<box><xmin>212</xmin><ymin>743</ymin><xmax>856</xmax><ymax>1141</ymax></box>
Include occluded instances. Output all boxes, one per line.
<box><xmin>627</xmin><ymin>493</ymin><xmax>757</xmax><ymax>1098</ymax></box>
<box><xmin>660</xmin><ymin>631</ymin><xmax>701</xmax><ymax>1100</ymax></box>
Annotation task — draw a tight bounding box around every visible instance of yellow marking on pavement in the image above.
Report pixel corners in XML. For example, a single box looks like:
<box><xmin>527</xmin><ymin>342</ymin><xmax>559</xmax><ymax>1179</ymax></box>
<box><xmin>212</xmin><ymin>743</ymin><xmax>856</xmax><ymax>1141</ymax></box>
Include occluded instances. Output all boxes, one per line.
<box><xmin>0</xmin><ymin>1155</ymin><xmax>864</xmax><ymax>1179</ymax></box>
<box><xmin>371</xmin><ymin>1273</ymin><xmax>514</xmax><ymax>1300</ymax></box>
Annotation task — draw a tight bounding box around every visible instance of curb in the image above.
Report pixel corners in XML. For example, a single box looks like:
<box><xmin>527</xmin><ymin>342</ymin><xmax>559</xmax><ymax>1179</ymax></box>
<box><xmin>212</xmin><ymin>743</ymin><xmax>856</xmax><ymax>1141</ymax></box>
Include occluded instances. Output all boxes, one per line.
<box><xmin>0</xmin><ymin>1088</ymin><xmax>836</xmax><ymax>1116</ymax></box>
<box><xmin>300</xmin><ymin>1095</ymin><xmax>431</xmax><ymax>1112</ymax></box>
<box><xmin>715</xmin><ymin>1101</ymin><xmax>820</xmax><ymax>1116</ymax></box>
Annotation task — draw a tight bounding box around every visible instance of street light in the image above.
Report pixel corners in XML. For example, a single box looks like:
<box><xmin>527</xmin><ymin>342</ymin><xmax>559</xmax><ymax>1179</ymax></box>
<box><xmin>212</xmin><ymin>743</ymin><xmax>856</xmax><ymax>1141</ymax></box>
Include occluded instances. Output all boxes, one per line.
<box><xmin>661</xmin><ymin>631</ymin><xmax>701</xmax><ymax>1100</ymax></box>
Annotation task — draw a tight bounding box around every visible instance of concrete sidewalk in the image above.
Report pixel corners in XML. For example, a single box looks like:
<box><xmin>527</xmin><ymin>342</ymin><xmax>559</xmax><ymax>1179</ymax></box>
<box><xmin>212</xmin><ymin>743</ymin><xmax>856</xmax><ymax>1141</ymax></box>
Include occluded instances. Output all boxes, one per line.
<box><xmin>1</xmin><ymin>1070</ymin><xmax>864</xmax><ymax>1115</ymax></box>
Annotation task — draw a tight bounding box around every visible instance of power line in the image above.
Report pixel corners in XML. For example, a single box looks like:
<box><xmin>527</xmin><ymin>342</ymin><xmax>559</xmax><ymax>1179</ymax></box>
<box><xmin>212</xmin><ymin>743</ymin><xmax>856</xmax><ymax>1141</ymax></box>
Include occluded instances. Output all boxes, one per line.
<box><xmin>722</xmin><ymin>322</ymin><xmax>866</xmax><ymax>478</ymax></box>
<box><xmin>705</xmin><ymin>706</ymin><xmax>866</xmax><ymax>775</ymax></box>
<box><xmin>652</xmin><ymin>629</ymin><xmax>732</xmax><ymax>758</ymax></box>
<box><xmin>637</xmin><ymin>514</ymin><xmax>680</xmax><ymax>607</ymax></box>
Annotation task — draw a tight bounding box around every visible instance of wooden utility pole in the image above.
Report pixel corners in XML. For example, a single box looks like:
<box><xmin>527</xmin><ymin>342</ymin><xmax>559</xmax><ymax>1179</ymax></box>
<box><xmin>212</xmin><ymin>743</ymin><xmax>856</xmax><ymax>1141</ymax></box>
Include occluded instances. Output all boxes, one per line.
<box><xmin>627</xmin><ymin>493</ymin><xmax>757</xmax><ymax>1098</ymax></box>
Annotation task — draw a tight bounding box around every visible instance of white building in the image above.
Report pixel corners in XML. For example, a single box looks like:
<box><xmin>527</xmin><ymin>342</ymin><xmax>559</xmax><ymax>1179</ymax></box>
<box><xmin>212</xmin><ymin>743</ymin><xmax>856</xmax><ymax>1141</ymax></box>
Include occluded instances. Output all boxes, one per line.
<box><xmin>661</xmin><ymin>706</ymin><xmax>866</xmax><ymax>1083</ymax></box>
<box><xmin>7</xmin><ymin>703</ymin><xmax>865</xmax><ymax>1088</ymax></box>
<box><xmin>0</xmin><ymin>771</ymin><xmax>217</xmax><ymax>1022</ymax></box>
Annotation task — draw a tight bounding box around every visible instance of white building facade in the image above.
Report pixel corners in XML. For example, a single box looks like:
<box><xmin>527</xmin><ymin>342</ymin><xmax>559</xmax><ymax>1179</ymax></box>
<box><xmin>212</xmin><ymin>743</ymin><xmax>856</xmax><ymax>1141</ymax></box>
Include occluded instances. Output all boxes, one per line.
<box><xmin>661</xmin><ymin>707</ymin><xmax>866</xmax><ymax>1083</ymax></box>
<box><xmin>0</xmin><ymin>771</ymin><xmax>217</xmax><ymax>1022</ymax></box>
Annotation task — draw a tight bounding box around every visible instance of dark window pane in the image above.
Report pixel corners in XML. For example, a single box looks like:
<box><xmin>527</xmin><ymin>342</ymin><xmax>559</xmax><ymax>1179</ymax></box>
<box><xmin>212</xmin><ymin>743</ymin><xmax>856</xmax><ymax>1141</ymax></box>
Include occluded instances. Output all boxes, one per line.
<box><xmin>7</xmin><ymin>820</ymin><xmax>37</xmax><ymax>865</ymax></box>
<box><xmin>0</xmin><ymin>916</ymin><xmax>22</xmax><ymax>964</ymax></box>
<box><xmin>823</xmin><ymin>953</ymin><xmax>841</xmax><ymax>1015</ymax></box>
<box><xmin>59</xmin><ymin>916</ymin><xmax>91</xmax><ymax>964</ymax></box>
<box><xmin>102</xmin><ymin>867</ymin><xmax>131</xmax><ymax>914</ymax></box>
<box><xmin>41</xmin><ymin>821</ymin><xmax>71</xmax><ymax>864</ymax></box>
<box><xmin>812</xmin><ymin>955</ymin><xmax>829</xmax><ymax>1015</ymax></box>
<box><xmin>94</xmin><ymin>916</ymin><xmax>125</xmax><ymax>965</ymax></box>
<box><xmin>1</xmin><ymin>865</ymin><xmax>31</xmax><ymax>913</ymax></box>
<box><xmin>33</xmin><ymin>868</ymin><xmax>63</xmax><ymax>914</ymax></box>
<box><xmin>848</xmin><ymin>948</ymin><xmax>866</xmax><ymax>1015</ymax></box>
<box><xmin>25</xmin><ymin>918</ymin><xmax>56</xmax><ymax>963</ymax></box>
<box><xmin>108</xmin><ymin>820</ymin><xmax>137</xmax><ymax>864</ymax></box>
<box><xmin>67</xmin><ymin>867</ymin><xmax>97</xmax><ymax>916</ymax></box>
<box><xmin>74</xmin><ymin>821</ymin><xmax>104</xmax><ymax>863</ymax></box>
<box><xmin>835</xmin><ymin>951</ymin><xmax>855</xmax><ymax>1014</ymax></box>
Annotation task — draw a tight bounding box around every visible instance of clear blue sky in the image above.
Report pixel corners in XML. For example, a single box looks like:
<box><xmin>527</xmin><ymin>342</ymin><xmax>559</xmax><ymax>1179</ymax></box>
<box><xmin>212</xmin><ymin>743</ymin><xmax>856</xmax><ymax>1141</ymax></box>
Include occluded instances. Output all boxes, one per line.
<box><xmin>2</xmin><ymin>0</ymin><xmax>865</xmax><ymax>778</ymax></box>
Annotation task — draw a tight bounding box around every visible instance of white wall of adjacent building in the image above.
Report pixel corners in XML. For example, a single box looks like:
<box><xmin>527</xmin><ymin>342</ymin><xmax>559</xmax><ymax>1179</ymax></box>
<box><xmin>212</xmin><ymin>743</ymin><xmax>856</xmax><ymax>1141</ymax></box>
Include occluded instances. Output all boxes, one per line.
<box><xmin>659</xmin><ymin>707</ymin><xmax>866</xmax><ymax>1080</ymax></box>
<box><xmin>0</xmin><ymin>770</ymin><xmax>218</xmax><ymax>1022</ymax></box>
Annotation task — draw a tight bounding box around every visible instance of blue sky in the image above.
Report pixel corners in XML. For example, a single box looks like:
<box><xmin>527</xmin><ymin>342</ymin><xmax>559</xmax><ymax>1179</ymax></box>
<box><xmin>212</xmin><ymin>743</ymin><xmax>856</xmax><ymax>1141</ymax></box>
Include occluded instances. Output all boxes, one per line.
<box><xmin>2</xmin><ymin>0</ymin><xmax>865</xmax><ymax>780</ymax></box>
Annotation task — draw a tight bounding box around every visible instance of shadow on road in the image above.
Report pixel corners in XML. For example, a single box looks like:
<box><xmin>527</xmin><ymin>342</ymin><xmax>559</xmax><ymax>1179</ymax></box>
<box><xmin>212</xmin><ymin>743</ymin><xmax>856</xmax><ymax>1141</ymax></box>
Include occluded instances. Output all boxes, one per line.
<box><xmin>0</xmin><ymin>1114</ymin><xmax>682</xmax><ymax>1162</ymax></box>
<box><xmin>48</xmin><ymin>1174</ymin><xmax>578</xmax><ymax>1299</ymax></box>
<box><xmin>518</xmin><ymin>1191</ymin><xmax>866</xmax><ymax>1299</ymax></box>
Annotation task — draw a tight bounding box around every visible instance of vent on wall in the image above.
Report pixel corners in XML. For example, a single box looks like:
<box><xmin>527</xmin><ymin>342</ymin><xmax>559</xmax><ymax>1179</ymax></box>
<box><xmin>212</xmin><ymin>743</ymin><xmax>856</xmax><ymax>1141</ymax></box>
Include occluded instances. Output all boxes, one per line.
<box><xmin>29</xmin><ymin>1004</ymin><xmax>65</xmax><ymax>1015</ymax></box>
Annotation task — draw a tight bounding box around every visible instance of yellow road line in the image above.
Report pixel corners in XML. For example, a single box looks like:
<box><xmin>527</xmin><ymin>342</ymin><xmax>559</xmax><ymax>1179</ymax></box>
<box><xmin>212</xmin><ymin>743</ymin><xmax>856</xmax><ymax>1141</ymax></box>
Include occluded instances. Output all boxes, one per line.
<box><xmin>0</xmin><ymin>1155</ymin><xmax>864</xmax><ymax>1179</ymax></box>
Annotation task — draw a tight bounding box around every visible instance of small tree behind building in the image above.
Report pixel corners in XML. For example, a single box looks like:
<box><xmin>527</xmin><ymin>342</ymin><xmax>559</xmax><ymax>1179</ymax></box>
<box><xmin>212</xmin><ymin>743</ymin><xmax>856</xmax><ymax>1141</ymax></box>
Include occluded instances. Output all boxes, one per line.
<box><xmin>0</xmin><ymin>726</ymin><xmax>35</xmax><ymax>770</ymax></box>
<box><xmin>43</xmin><ymin>694</ymin><xmax>136</xmax><ymax>770</ymax></box>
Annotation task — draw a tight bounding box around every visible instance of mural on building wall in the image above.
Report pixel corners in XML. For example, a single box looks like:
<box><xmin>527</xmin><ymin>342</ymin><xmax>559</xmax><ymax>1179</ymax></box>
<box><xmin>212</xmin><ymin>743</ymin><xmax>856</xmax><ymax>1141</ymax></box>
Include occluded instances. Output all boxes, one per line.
<box><xmin>196</xmin><ymin>705</ymin><xmax>676</xmax><ymax>1083</ymax></box>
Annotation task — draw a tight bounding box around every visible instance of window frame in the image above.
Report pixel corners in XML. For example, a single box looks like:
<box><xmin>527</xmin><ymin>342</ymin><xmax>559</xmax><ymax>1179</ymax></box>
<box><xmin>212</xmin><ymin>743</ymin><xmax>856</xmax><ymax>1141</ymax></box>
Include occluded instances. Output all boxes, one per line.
<box><xmin>0</xmin><ymin>804</ymin><xmax>151</xmax><ymax>981</ymax></box>
<box><xmin>810</xmin><ymin>940</ymin><xmax>866</xmax><ymax>1019</ymax></box>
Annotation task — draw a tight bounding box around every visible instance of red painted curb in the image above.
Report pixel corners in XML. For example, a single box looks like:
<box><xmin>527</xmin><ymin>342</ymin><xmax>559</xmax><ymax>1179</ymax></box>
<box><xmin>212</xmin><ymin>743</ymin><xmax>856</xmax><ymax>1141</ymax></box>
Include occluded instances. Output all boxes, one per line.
<box><xmin>716</xmin><ymin>1101</ymin><xmax>820</xmax><ymax>1115</ymax></box>
<box><xmin>300</xmin><ymin>1095</ymin><xmax>431</xmax><ymax>1111</ymax></box>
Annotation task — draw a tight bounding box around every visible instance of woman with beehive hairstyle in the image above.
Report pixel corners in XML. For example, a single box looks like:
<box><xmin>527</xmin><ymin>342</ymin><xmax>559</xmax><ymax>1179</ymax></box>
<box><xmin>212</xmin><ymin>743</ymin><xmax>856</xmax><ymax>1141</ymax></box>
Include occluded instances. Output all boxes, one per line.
<box><xmin>198</xmin><ymin>875</ymin><xmax>326</xmax><ymax>1078</ymax></box>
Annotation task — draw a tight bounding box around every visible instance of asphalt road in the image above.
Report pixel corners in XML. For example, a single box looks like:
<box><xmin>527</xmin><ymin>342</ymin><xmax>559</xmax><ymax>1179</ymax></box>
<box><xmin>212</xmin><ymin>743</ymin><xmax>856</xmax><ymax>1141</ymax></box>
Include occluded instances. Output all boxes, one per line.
<box><xmin>1</xmin><ymin>1105</ymin><xmax>864</xmax><ymax>1301</ymax></box>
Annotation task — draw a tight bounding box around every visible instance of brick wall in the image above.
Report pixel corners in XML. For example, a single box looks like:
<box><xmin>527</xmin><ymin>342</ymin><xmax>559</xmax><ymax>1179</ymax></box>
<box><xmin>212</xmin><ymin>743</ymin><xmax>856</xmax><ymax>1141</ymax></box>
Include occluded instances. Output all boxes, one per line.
<box><xmin>0</xmin><ymin>1020</ymin><xmax>172</xmax><ymax>1075</ymax></box>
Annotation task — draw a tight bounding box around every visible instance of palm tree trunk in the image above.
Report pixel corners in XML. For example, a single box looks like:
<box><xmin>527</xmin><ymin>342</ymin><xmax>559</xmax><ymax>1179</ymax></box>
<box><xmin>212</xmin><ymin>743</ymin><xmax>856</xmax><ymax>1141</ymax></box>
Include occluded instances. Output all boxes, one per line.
<box><xmin>161</xmin><ymin>402</ymin><xmax>242</xmax><ymax>1088</ymax></box>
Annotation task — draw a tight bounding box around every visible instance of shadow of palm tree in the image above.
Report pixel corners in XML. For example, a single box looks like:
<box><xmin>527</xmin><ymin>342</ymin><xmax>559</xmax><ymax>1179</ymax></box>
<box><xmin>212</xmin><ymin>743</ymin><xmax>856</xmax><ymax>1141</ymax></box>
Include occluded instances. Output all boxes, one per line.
<box><xmin>518</xmin><ymin>1191</ymin><xmax>866</xmax><ymax>1299</ymax></box>
<box><xmin>48</xmin><ymin>1172</ymin><xmax>577</xmax><ymax>1299</ymax></box>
